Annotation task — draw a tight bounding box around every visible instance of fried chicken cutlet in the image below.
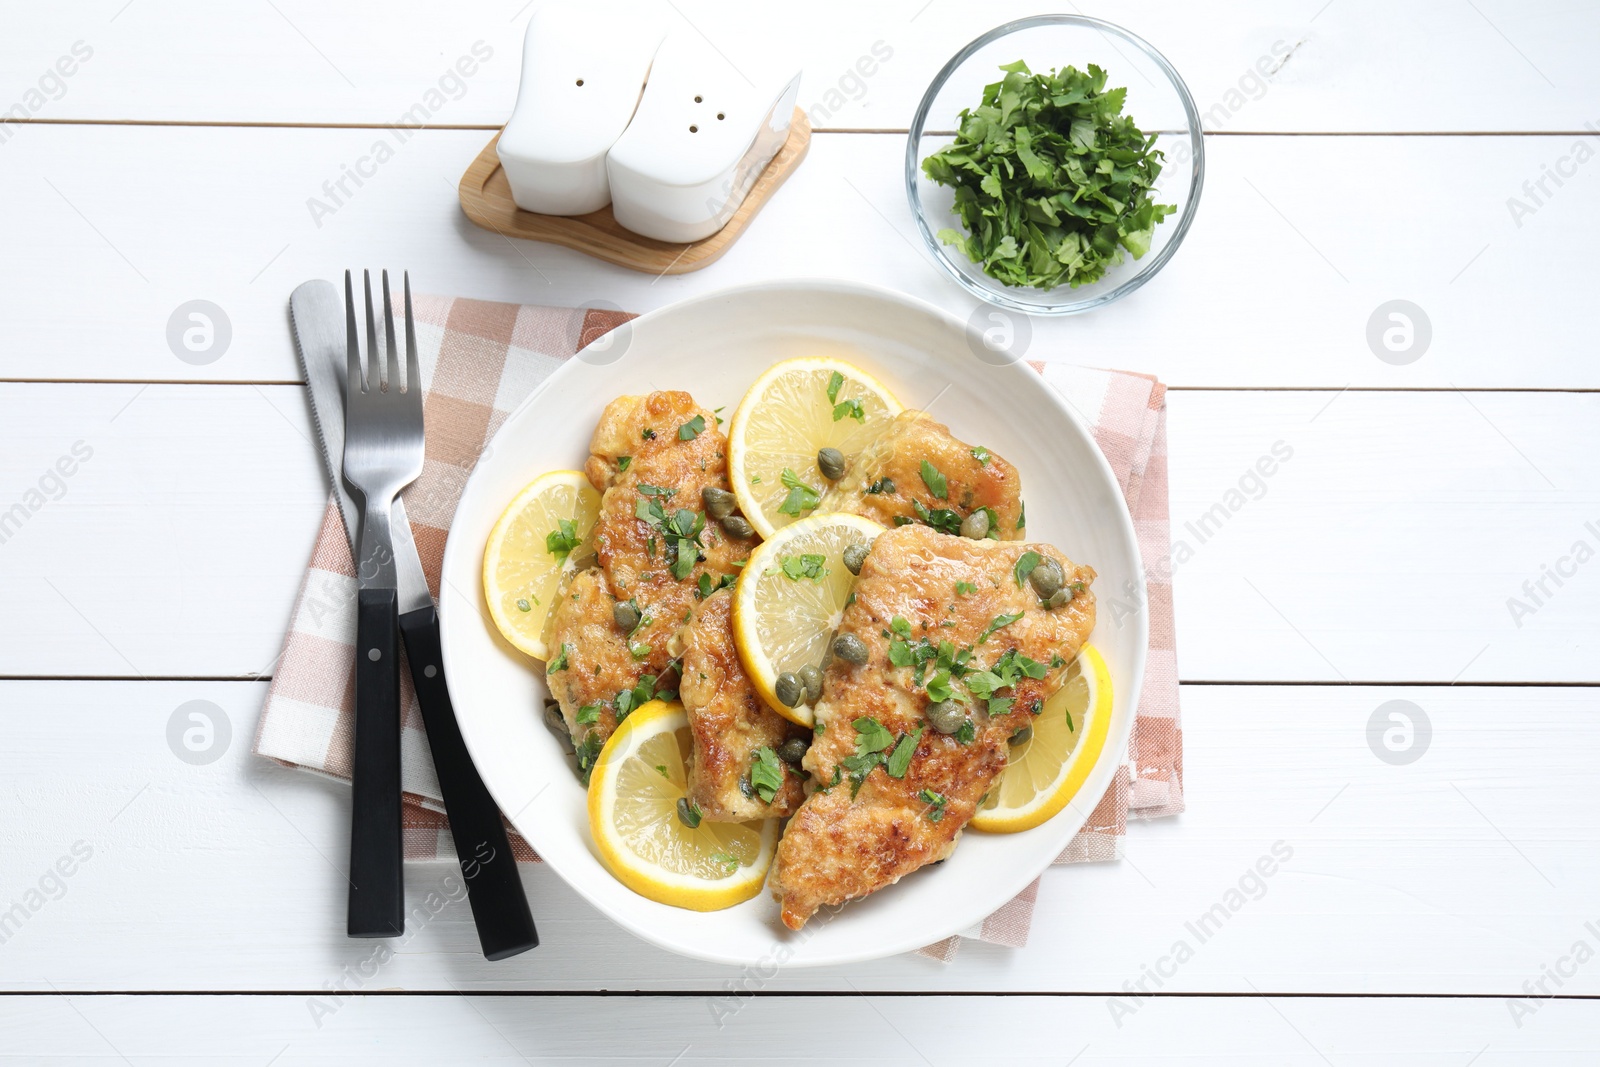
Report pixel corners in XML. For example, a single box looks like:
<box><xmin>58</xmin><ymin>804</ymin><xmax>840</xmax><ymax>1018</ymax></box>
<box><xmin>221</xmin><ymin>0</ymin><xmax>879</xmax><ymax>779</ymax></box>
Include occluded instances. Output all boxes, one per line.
<box><xmin>544</xmin><ymin>391</ymin><xmax>750</xmax><ymax>780</ymax></box>
<box><xmin>676</xmin><ymin>590</ymin><xmax>809</xmax><ymax>821</ymax></box>
<box><xmin>770</xmin><ymin>524</ymin><xmax>1095</xmax><ymax>929</ymax></box>
<box><xmin>820</xmin><ymin>410</ymin><xmax>1025</xmax><ymax>539</ymax></box>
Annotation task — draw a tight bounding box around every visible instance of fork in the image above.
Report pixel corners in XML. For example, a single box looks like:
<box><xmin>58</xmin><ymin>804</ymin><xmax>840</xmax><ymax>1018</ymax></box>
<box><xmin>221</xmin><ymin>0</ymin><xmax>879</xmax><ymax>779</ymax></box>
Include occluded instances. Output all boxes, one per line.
<box><xmin>341</xmin><ymin>269</ymin><xmax>423</xmax><ymax>937</ymax></box>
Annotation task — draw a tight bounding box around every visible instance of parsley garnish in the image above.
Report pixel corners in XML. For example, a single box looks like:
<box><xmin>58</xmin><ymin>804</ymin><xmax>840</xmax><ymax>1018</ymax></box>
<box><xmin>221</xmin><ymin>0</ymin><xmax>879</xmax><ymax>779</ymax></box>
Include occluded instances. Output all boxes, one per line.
<box><xmin>641</xmin><ymin>427</ymin><xmax>656</xmax><ymax>440</ymax></box>
<box><xmin>885</xmin><ymin>726</ymin><xmax>924</xmax><ymax>778</ymax></box>
<box><xmin>678</xmin><ymin>414</ymin><xmax>706</xmax><ymax>440</ymax></box>
<box><xmin>780</xmin><ymin>554</ymin><xmax>828</xmax><ymax>583</ymax></box>
<box><xmin>696</xmin><ymin>572</ymin><xmax>736</xmax><ymax>599</ymax></box>
<box><xmin>575</xmin><ymin>704</ymin><xmax>601</xmax><ymax>725</ymax></box>
<box><xmin>545</xmin><ymin>518</ymin><xmax>581</xmax><ymax>563</ymax></box>
<box><xmin>919</xmin><ymin>460</ymin><xmax>949</xmax><ymax>500</ymax></box>
<box><xmin>710</xmin><ymin>851</ymin><xmax>739</xmax><ymax>872</ymax></box>
<box><xmin>978</xmin><ymin>611</ymin><xmax>1024</xmax><ymax>644</ymax></box>
<box><xmin>749</xmin><ymin>746</ymin><xmax>785</xmax><ymax>804</ymax></box>
<box><xmin>547</xmin><ymin>643</ymin><xmax>570</xmax><ymax>672</ymax></box>
<box><xmin>826</xmin><ymin>370</ymin><xmax>844</xmax><ymax>405</ymax></box>
<box><xmin>918</xmin><ymin>788</ymin><xmax>949</xmax><ymax>822</ymax></box>
<box><xmin>574</xmin><ymin>731</ymin><xmax>603</xmax><ymax>784</ymax></box>
<box><xmin>955</xmin><ymin>581</ymin><xmax>977</xmax><ymax>596</ymax></box>
<box><xmin>865</xmin><ymin>477</ymin><xmax>895</xmax><ymax>495</ymax></box>
<box><xmin>628</xmin><ymin>641</ymin><xmax>651</xmax><ymax>660</ymax></box>
<box><xmin>1013</xmin><ymin>550</ymin><xmax>1042</xmax><ymax>588</ymax></box>
<box><xmin>1017</xmin><ymin>501</ymin><xmax>1026</xmax><ymax>530</ymax></box>
<box><xmin>953</xmin><ymin>720</ymin><xmax>976</xmax><ymax>744</ymax></box>
<box><xmin>922</xmin><ymin>60</ymin><xmax>1176</xmax><ymax>290</ymax></box>
<box><xmin>777</xmin><ymin>468</ymin><xmax>821</xmax><ymax>516</ymax></box>
<box><xmin>617</xmin><ymin>455</ymin><xmax>631</xmax><ymax>472</ymax></box>
<box><xmin>911</xmin><ymin>499</ymin><xmax>964</xmax><ymax>536</ymax></box>
<box><xmin>833</xmin><ymin>399</ymin><xmax>864</xmax><ymax>423</ymax></box>
<box><xmin>971</xmin><ymin>445</ymin><xmax>991</xmax><ymax>465</ymax></box>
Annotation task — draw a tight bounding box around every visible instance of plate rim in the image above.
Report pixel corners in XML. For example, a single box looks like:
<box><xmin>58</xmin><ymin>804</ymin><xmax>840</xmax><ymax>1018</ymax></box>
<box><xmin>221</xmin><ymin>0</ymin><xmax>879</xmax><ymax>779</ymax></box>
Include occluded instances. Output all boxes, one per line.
<box><xmin>439</xmin><ymin>277</ymin><xmax>1148</xmax><ymax>966</ymax></box>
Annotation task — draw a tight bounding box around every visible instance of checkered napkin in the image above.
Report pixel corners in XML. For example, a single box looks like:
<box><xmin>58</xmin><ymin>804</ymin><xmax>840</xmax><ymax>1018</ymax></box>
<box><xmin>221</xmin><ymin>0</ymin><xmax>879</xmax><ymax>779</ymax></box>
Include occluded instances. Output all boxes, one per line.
<box><xmin>253</xmin><ymin>293</ymin><xmax>1184</xmax><ymax>961</ymax></box>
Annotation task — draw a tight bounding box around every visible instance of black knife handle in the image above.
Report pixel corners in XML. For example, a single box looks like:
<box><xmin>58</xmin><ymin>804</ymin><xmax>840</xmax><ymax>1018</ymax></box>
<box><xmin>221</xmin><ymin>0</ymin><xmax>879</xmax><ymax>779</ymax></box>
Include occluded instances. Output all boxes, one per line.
<box><xmin>400</xmin><ymin>605</ymin><xmax>539</xmax><ymax>960</ymax></box>
<box><xmin>349</xmin><ymin>586</ymin><xmax>405</xmax><ymax>938</ymax></box>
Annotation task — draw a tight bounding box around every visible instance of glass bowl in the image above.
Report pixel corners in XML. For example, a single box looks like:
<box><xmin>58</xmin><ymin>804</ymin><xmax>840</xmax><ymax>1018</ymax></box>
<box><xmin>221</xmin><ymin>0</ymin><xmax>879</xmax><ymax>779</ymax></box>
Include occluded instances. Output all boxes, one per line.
<box><xmin>905</xmin><ymin>14</ymin><xmax>1204</xmax><ymax>315</ymax></box>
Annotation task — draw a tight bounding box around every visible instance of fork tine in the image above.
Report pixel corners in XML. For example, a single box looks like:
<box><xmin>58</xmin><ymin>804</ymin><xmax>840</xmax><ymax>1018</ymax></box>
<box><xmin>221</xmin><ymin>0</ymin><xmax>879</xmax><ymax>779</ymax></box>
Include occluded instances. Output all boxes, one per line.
<box><xmin>344</xmin><ymin>269</ymin><xmax>362</xmax><ymax>395</ymax></box>
<box><xmin>363</xmin><ymin>269</ymin><xmax>381</xmax><ymax>391</ymax></box>
<box><xmin>381</xmin><ymin>270</ymin><xmax>400</xmax><ymax>394</ymax></box>
<box><xmin>403</xmin><ymin>272</ymin><xmax>419</xmax><ymax>395</ymax></box>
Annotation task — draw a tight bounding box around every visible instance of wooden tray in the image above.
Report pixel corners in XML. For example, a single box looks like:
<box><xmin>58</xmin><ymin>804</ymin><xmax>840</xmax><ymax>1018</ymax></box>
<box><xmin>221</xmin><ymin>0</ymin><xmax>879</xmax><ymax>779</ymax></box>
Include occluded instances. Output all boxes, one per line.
<box><xmin>457</xmin><ymin>109</ymin><xmax>811</xmax><ymax>275</ymax></box>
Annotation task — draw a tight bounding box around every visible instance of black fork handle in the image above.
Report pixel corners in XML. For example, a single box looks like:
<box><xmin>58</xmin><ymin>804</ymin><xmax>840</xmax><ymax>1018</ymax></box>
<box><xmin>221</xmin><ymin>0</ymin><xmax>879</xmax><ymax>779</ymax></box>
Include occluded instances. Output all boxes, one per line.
<box><xmin>400</xmin><ymin>606</ymin><xmax>539</xmax><ymax>960</ymax></box>
<box><xmin>348</xmin><ymin>586</ymin><xmax>405</xmax><ymax>938</ymax></box>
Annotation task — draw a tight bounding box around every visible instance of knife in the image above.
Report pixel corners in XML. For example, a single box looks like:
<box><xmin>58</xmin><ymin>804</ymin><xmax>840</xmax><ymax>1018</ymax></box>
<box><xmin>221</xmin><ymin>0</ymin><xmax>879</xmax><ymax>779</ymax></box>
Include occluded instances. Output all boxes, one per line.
<box><xmin>290</xmin><ymin>279</ymin><xmax>539</xmax><ymax>960</ymax></box>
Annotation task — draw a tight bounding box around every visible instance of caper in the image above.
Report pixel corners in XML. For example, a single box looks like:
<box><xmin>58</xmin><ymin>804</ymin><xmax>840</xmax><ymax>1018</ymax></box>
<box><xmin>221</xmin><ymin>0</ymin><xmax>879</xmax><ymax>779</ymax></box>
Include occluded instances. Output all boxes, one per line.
<box><xmin>959</xmin><ymin>509</ymin><xmax>990</xmax><ymax>540</ymax></box>
<box><xmin>612</xmin><ymin>600</ymin><xmax>640</xmax><ymax>632</ymax></box>
<box><xmin>702</xmin><ymin>486</ymin><xmax>737</xmax><ymax>521</ymax></box>
<box><xmin>1045</xmin><ymin>588</ymin><xmax>1070</xmax><ymax>610</ymax></box>
<box><xmin>797</xmin><ymin>663</ymin><xmax>823</xmax><ymax>705</ymax></box>
<box><xmin>1029</xmin><ymin>557</ymin><xmax>1065</xmax><ymax>600</ymax></box>
<box><xmin>841</xmin><ymin>542</ymin><xmax>869</xmax><ymax>576</ymax></box>
<box><xmin>777</xmin><ymin>736</ymin><xmax>809</xmax><ymax>765</ymax></box>
<box><xmin>721</xmin><ymin>515</ymin><xmax>755</xmax><ymax>540</ymax></box>
<box><xmin>816</xmin><ymin>447</ymin><xmax>846</xmax><ymax>481</ymax></box>
<box><xmin>774</xmin><ymin>671</ymin><xmax>803</xmax><ymax>707</ymax></box>
<box><xmin>1009</xmin><ymin>725</ymin><xmax>1033</xmax><ymax>747</ymax></box>
<box><xmin>832</xmin><ymin>632</ymin><xmax>869</xmax><ymax>666</ymax></box>
<box><xmin>926</xmin><ymin>699</ymin><xmax>965</xmax><ymax>735</ymax></box>
<box><xmin>676</xmin><ymin>797</ymin><xmax>703</xmax><ymax>828</ymax></box>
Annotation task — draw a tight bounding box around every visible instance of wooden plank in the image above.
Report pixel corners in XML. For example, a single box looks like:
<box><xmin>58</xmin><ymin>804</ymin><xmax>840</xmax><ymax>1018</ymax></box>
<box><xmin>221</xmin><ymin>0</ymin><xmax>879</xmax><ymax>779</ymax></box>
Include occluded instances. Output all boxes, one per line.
<box><xmin>3</xmin><ymin>992</ymin><xmax>1597</xmax><ymax>1063</ymax></box>
<box><xmin>1</xmin><ymin>680</ymin><xmax>1596</xmax><ymax>994</ymax></box>
<box><xmin>2</xmin><ymin>385</ymin><xmax>1593</xmax><ymax>683</ymax></box>
<box><xmin>0</xmin><ymin>126</ymin><xmax>1594</xmax><ymax>388</ymax></box>
<box><xmin>3</xmin><ymin>0</ymin><xmax>1596</xmax><ymax>132</ymax></box>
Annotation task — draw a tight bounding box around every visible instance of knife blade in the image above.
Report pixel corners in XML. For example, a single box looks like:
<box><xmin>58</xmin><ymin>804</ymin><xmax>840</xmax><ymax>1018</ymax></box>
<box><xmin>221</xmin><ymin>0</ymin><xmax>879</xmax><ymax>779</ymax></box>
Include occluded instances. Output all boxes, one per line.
<box><xmin>290</xmin><ymin>279</ymin><xmax>538</xmax><ymax>960</ymax></box>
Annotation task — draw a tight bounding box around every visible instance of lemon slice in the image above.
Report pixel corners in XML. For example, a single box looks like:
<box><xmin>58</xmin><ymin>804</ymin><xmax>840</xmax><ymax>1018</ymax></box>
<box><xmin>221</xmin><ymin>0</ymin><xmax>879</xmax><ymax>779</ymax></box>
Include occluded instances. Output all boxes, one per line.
<box><xmin>587</xmin><ymin>700</ymin><xmax>777</xmax><ymax>911</ymax></box>
<box><xmin>482</xmin><ymin>470</ymin><xmax>601</xmax><ymax>660</ymax></box>
<box><xmin>727</xmin><ymin>357</ymin><xmax>902</xmax><ymax>538</ymax></box>
<box><xmin>971</xmin><ymin>644</ymin><xmax>1113</xmax><ymax>834</ymax></box>
<box><xmin>731</xmin><ymin>511</ymin><xmax>886</xmax><ymax>727</ymax></box>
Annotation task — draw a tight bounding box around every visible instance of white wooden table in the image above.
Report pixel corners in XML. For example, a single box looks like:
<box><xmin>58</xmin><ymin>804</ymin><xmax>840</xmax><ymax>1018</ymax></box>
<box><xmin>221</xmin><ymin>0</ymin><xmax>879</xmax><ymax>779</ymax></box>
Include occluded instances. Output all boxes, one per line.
<box><xmin>3</xmin><ymin>1</ymin><xmax>1597</xmax><ymax>1061</ymax></box>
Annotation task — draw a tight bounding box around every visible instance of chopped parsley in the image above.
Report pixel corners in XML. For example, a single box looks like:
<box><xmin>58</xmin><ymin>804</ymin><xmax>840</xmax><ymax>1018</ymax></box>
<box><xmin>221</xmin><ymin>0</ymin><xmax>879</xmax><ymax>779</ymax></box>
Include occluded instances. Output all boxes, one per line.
<box><xmin>678</xmin><ymin>414</ymin><xmax>706</xmax><ymax>440</ymax></box>
<box><xmin>641</xmin><ymin>427</ymin><xmax>656</xmax><ymax>440</ymax></box>
<box><xmin>574</xmin><ymin>731</ymin><xmax>603</xmax><ymax>784</ymax></box>
<box><xmin>918</xmin><ymin>788</ymin><xmax>949</xmax><ymax>822</ymax></box>
<box><xmin>710</xmin><ymin>851</ymin><xmax>739</xmax><ymax>872</ymax></box>
<box><xmin>826</xmin><ymin>370</ymin><xmax>844</xmax><ymax>405</ymax></box>
<box><xmin>971</xmin><ymin>445</ymin><xmax>991</xmax><ymax>465</ymax></box>
<box><xmin>545</xmin><ymin>518</ymin><xmax>581</xmax><ymax>563</ymax></box>
<box><xmin>749</xmin><ymin>746</ymin><xmax>785</xmax><ymax>804</ymax></box>
<box><xmin>575</xmin><ymin>704</ymin><xmax>601</xmax><ymax>725</ymax></box>
<box><xmin>833</xmin><ymin>399</ymin><xmax>865</xmax><ymax>423</ymax></box>
<box><xmin>978</xmin><ymin>611</ymin><xmax>1024</xmax><ymax>644</ymax></box>
<box><xmin>955</xmin><ymin>581</ymin><xmax>977</xmax><ymax>596</ymax></box>
<box><xmin>628</xmin><ymin>641</ymin><xmax>651</xmax><ymax>660</ymax></box>
<box><xmin>547</xmin><ymin>643</ymin><xmax>570</xmax><ymax>672</ymax></box>
<box><xmin>919</xmin><ymin>460</ymin><xmax>949</xmax><ymax>500</ymax></box>
<box><xmin>617</xmin><ymin>455</ymin><xmax>631</xmax><ymax>472</ymax></box>
<box><xmin>780</xmin><ymin>554</ymin><xmax>828</xmax><ymax>583</ymax></box>
<box><xmin>911</xmin><ymin>499</ymin><xmax>964</xmax><ymax>536</ymax></box>
<box><xmin>777</xmin><ymin>467</ymin><xmax>821</xmax><ymax>516</ymax></box>
<box><xmin>953</xmin><ymin>720</ymin><xmax>977</xmax><ymax>744</ymax></box>
<box><xmin>885</xmin><ymin>726</ymin><xmax>924</xmax><ymax>779</ymax></box>
<box><xmin>696</xmin><ymin>572</ymin><xmax>736</xmax><ymax>599</ymax></box>
<box><xmin>865</xmin><ymin>477</ymin><xmax>895</xmax><ymax>495</ymax></box>
<box><xmin>1017</xmin><ymin>501</ymin><xmax>1026</xmax><ymax>530</ymax></box>
<box><xmin>921</xmin><ymin>61</ymin><xmax>1176</xmax><ymax>291</ymax></box>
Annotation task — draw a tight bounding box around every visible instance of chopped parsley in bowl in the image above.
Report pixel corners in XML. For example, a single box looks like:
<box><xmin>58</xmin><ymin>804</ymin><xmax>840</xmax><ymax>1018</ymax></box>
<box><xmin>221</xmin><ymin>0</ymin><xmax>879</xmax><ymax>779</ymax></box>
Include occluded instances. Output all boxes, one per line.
<box><xmin>905</xmin><ymin>14</ymin><xmax>1203</xmax><ymax>315</ymax></box>
<box><xmin>922</xmin><ymin>61</ymin><xmax>1175</xmax><ymax>291</ymax></box>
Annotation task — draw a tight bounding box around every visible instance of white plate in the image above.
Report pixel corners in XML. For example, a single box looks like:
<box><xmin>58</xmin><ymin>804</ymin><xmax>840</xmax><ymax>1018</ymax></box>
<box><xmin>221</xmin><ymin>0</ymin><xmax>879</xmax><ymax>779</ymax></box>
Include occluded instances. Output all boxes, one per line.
<box><xmin>439</xmin><ymin>279</ymin><xmax>1146</xmax><ymax>966</ymax></box>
